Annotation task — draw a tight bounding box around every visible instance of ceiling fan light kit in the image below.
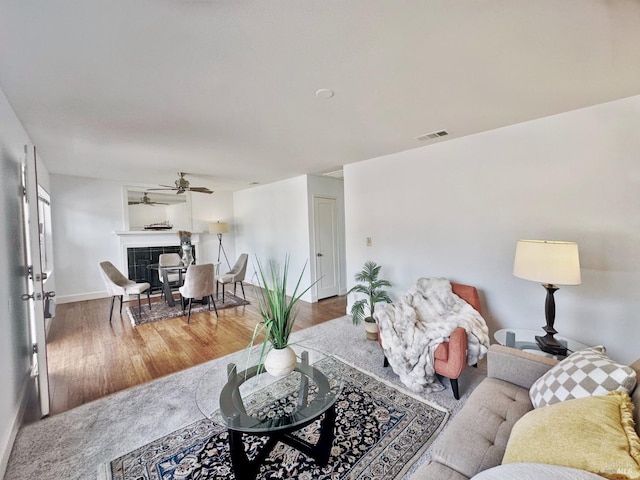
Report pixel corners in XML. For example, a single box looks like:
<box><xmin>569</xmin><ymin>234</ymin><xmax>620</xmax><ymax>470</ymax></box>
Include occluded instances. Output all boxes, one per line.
<box><xmin>148</xmin><ymin>172</ymin><xmax>214</xmax><ymax>195</ymax></box>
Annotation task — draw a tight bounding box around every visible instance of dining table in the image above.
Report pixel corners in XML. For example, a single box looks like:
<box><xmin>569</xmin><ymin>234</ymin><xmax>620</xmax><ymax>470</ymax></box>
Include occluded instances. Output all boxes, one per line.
<box><xmin>146</xmin><ymin>262</ymin><xmax>187</xmax><ymax>307</ymax></box>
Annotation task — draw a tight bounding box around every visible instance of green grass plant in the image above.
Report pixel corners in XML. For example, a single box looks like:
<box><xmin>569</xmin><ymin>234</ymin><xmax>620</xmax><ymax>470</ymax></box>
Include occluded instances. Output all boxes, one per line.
<box><xmin>249</xmin><ymin>255</ymin><xmax>317</xmax><ymax>367</ymax></box>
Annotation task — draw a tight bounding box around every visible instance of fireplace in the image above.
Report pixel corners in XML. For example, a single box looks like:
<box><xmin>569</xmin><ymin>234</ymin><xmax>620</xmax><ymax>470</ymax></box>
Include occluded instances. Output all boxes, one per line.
<box><xmin>115</xmin><ymin>231</ymin><xmax>201</xmax><ymax>293</ymax></box>
<box><xmin>127</xmin><ymin>245</ymin><xmax>196</xmax><ymax>293</ymax></box>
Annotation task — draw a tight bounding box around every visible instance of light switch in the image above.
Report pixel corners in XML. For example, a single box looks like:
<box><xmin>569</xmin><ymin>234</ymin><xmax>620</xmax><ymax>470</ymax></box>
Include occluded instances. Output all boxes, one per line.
<box><xmin>366</xmin><ymin>237</ymin><xmax>372</xmax><ymax>247</ymax></box>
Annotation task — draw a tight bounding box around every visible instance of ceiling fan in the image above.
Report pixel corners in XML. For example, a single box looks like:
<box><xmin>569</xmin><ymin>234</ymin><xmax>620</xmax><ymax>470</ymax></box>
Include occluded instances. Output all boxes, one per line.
<box><xmin>149</xmin><ymin>172</ymin><xmax>214</xmax><ymax>195</ymax></box>
<box><xmin>128</xmin><ymin>192</ymin><xmax>169</xmax><ymax>206</ymax></box>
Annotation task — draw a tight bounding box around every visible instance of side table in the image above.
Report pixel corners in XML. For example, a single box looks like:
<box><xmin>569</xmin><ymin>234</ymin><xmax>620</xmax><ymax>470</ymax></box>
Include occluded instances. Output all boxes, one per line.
<box><xmin>494</xmin><ymin>328</ymin><xmax>590</xmax><ymax>359</ymax></box>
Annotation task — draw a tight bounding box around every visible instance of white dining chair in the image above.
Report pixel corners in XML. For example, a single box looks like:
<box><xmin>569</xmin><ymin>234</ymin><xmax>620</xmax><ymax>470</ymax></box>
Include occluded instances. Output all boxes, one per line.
<box><xmin>158</xmin><ymin>253</ymin><xmax>183</xmax><ymax>299</ymax></box>
<box><xmin>216</xmin><ymin>253</ymin><xmax>248</xmax><ymax>302</ymax></box>
<box><xmin>98</xmin><ymin>261</ymin><xmax>151</xmax><ymax>323</ymax></box>
<box><xmin>179</xmin><ymin>263</ymin><xmax>218</xmax><ymax>323</ymax></box>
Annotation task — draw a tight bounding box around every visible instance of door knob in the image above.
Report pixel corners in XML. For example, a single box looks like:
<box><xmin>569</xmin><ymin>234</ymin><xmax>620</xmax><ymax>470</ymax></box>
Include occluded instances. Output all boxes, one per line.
<box><xmin>317</xmin><ymin>253</ymin><xmax>323</xmax><ymax>257</ymax></box>
<box><xmin>21</xmin><ymin>292</ymin><xmax>42</xmax><ymax>301</ymax></box>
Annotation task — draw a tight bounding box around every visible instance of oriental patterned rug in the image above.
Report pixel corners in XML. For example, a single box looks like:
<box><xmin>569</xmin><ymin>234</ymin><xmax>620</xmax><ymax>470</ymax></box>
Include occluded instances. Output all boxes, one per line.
<box><xmin>126</xmin><ymin>292</ymin><xmax>249</xmax><ymax>326</ymax></box>
<box><xmin>103</xmin><ymin>357</ymin><xmax>449</xmax><ymax>480</ymax></box>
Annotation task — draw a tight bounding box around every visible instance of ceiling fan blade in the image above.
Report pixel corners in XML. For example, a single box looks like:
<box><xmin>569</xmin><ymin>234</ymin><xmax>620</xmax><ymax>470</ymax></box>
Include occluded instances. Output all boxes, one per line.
<box><xmin>188</xmin><ymin>187</ymin><xmax>214</xmax><ymax>194</ymax></box>
<box><xmin>146</xmin><ymin>187</ymin><xmax>177</xmax><ymax>191</ymax></box>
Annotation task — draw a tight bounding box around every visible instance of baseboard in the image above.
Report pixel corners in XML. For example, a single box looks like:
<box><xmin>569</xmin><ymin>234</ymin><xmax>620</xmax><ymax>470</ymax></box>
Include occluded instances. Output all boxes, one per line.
<box><xmin>56</xmin><ymin>290</ymin><xmax>165</xmax><ymax>305</ymax></box>
<box><xmin>0</xmin><ymin>372</ymin><xmax>31</xmax><ymax>479</ymax></box>
<box><xmin>55</xmin><ymin>291</ymin><xmax>107</xmax><ymax>304</ymax></box>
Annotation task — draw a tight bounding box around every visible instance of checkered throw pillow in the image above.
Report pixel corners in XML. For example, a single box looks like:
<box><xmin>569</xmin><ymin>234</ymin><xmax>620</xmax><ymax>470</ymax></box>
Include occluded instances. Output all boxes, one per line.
<box><xmin>529</xmin><ymin>346</ymin><xmax>637</xmax><ymax>408</ymax></box>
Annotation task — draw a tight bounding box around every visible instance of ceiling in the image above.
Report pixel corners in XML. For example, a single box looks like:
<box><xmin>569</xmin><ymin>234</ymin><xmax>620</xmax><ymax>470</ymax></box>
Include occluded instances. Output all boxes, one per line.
<box><xmin>1</xmin><ymin>0</ymin><xmax>640</xmax><ymax>192</ymax></box>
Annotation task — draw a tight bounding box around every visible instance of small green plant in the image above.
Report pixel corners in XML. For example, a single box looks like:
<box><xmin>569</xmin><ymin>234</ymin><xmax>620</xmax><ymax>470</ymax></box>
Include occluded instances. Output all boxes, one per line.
<box><xmin>249</xmin><ymin>255</ymin><xmax>317</xmax><ymax>360</ymax></box>
<box><xmin>347</xmin><ymin>260</ymin><xmax>392</xmax><ymax>325</ymax></box>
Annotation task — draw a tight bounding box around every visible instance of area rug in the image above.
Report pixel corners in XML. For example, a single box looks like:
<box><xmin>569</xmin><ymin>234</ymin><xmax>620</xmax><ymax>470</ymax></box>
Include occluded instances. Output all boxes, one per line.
<box><xmin>103</xmin><ymin>356</ymin><xmax>449</xmax><ymax>480</ymax></box>
<box><xmin>126</xmin><ymin>292</ymin><xmax>250</xmax><ymax>326</ymax></box>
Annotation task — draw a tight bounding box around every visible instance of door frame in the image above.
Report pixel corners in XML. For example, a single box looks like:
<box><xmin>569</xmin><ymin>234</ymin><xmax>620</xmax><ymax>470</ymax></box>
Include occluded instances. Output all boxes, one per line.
<box><xmin>21</xmin><ymin>145</ymin><xmax>51</xmax><ymax>417</ymax></box>
<box><xmin>311</xmin><ymin>195</ymin><xmax>341</xmax><ymax>301</ymax></box>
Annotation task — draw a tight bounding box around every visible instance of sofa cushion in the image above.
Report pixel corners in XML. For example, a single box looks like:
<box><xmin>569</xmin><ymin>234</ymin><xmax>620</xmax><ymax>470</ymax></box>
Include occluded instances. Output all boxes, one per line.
<box><xmin>471</xmin><ymin>463</ymin><xmax>607</xmax><ymax>480</ymax></box>
<box><xmin>429</xmin><ymin>378</ymin><xmax>533</xmax><ymax>478</ymax></box>
<box><xmin>410</xmin><ymin>459</ymin><xmax>470</xmax><ymax>480</ymax></box>
<box><xmin>529</xmin><ymin>346</ymin><xmax>636</xmax><ymax>408</ymax></box>
<box><xmin>503</xmin><ymin>391</ymin><xmax>640</xmax><ymax>480</ymax></box>
<box><xmin>487</xmin><ymin>345</ymin><xmax>557</xmax><ymax>390</ymax></box>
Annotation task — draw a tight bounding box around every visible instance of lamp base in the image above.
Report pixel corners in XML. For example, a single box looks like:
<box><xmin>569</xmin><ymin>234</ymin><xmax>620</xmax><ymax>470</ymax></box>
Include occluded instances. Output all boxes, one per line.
<box><xmin>535</xmin><ymin>334</ymin><xmax>568</xmax><ymax>356</ymax></box>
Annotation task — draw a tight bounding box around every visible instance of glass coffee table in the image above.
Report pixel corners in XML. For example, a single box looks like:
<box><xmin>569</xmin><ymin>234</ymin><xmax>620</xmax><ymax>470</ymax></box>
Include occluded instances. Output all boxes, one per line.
<box><xmin>196</xmin><ymin>346</ymin><xmax>342</xmax><ymax>480</ymax></box>
<box><xmin>494</xmin><ymin>328</ymin><xmax>590</xmax><ymax>358</ymax></box>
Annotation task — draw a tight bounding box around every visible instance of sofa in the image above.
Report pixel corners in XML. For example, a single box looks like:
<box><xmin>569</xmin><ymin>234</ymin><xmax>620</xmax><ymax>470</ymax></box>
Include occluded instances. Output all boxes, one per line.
<box><xmin>411</xmin><ymin>344</ymin><xmax>640</xmax><ymax>479</ymax></box>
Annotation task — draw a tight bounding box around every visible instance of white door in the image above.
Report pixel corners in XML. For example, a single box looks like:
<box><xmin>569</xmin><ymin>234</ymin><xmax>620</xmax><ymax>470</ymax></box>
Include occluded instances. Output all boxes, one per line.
<box><xmin>313</xmin><ymin>196</ymin><xmax>339</xmax><ymax>299</ymax></box>
<box><xmin>21</xmin><ymin>145</ymin><xmax>52</xmax><ymax>417</ymax></box>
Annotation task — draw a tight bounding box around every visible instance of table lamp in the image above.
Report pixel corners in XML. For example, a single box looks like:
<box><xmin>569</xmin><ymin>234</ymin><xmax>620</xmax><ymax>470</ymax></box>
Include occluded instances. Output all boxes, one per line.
<box><xmin>513</xmin><ymin>239</ymin><xmax>581</xmax><ymax>355</ymax></box>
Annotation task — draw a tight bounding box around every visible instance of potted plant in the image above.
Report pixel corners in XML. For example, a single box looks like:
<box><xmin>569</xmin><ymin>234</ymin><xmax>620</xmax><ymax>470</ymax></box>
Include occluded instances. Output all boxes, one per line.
<box><xmin>250</xmin><ymin>255</ymin><xmax>317</xmax><ymax>376</ymax></box>
<box><xmin>347</xmin><ymin>260</ymin><xmax>392</xmax><ymax>340</ymax></box>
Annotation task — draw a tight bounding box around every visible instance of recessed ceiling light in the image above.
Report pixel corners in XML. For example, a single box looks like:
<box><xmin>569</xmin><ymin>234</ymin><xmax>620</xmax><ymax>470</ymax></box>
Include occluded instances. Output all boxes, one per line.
<box><xmin>315</xmin><ymin>89</ymin><xmax>334</xmax><ymax>99</ymax></box>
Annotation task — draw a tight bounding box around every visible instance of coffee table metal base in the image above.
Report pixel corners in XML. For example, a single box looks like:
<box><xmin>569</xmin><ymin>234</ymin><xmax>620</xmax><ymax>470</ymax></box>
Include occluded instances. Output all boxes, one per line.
<box><xmin>228</xmin><ymin>403</ymin><xmax>336</xmax><ymax>480</ymax></box>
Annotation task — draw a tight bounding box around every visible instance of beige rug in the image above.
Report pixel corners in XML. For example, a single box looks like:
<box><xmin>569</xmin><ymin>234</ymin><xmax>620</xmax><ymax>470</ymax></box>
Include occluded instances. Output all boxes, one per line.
<box><xmin>126</xmin><ymin>292</ymin><xmax>249</xmax><ymax>326</ymax></box>
<box><xmin>101</xmin><ymin>356</ymin><xmax>449</xmax><ymax>480</ymax></box>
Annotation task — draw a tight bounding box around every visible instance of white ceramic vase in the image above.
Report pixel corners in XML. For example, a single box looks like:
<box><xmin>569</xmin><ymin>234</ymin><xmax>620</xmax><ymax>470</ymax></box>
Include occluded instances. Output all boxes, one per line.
<box><xmin>181</xmin><ymin>243</ymin><xmax>193</xmax><ymax>266</ymax></box>
<box><xmin>264</xmin><ymin>345</ymin><xmax>297</xmax><ymax>377</ymax></box>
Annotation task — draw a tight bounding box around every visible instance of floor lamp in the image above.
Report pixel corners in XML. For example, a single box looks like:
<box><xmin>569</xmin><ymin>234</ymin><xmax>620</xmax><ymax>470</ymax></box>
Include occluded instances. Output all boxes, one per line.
<box><xmin>513</xmin><ymin>239</ymin><xmax>581</xmax><ymax>356</ymax></box>
<box><xmin>209</xmin><ymin>222</ymin><xmax>231</xmax><ymax>272</ymax></box>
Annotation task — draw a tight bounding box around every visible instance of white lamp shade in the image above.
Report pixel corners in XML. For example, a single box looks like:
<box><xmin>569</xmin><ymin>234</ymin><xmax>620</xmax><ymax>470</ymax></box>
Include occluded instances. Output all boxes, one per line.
<box><xmin>513</xmin><ymin>239</ymin><xmax>581</xmax><ymax>285</ymax></box>
<box><xmin>209</xmin><ymin>222</ymin><xmax>229</xmax><ymax>234</ymax></box>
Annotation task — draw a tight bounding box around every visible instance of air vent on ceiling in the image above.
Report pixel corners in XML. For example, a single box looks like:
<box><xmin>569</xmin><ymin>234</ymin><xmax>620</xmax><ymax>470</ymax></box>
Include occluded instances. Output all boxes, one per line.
<box><xmin>323</xmin><ymin>170</ymin><xmax>344</xmax><ymax>179</ymax></box>
<box><xmin>416</xmin><ymin>130</ymin><xmax>449</xmax><ymax>142</ymax></box>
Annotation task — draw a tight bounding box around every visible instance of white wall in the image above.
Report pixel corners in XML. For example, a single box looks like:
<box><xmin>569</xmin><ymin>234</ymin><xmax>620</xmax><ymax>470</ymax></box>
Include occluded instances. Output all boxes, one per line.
<box><xmin>50</xmin><ymin>174</ymin><xmax>235</xmax><ymax>302</ymax></box>
<box><xmin>191</xmin><ymin>188</ymin><xmax>235</xmax><ymax>272</ymax></box>
<box><xmin>0</xmin><ymin>87</ymin><xmax>51</xmax><ymax>477</ymax></box>
<box><xmin>234</xmin><ymin>175</ymin><xmax>313</xmax><ymax>300</ymax></box>
<box><xmin>344</xmin><ymin>94</ymin><xmax>640</xmax><ymax>365</ymax></box>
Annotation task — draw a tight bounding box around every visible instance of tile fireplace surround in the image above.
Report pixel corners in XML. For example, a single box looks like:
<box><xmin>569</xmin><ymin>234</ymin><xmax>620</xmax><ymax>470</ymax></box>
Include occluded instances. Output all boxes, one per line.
<box><xmin>115</xmin><ymin>231</ymin><xmax>201</xmax><ymax>293</ymax></box>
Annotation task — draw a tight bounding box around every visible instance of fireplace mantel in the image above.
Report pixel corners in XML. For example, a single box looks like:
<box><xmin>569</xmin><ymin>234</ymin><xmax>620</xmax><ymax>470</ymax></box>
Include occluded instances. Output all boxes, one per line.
<box><xmin>114</xmin><ymin>230</ymin><xmax>204</xmax><ymax>236</ymax></box>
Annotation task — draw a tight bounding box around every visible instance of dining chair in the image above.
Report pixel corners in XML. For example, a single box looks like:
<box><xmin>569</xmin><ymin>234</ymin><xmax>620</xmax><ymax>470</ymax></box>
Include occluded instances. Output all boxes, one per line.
<box><xmin>98</xmin><ymin>261</ymin><xmax>151</xmax><ymax>324</ymax></box>
<box><xmin>158</xmin><ymin>253</ymin><xmax>183</xmax><ymax>299</ymax></box>
<box><xmin>179</xmin><ymin>263</ymin><xmax>218</xmax><ymax>323</ymax></box>
<box><xmin>217</xmin><ymin>253</ymin><xmax>248</xmax><ymax>302</ymax></box>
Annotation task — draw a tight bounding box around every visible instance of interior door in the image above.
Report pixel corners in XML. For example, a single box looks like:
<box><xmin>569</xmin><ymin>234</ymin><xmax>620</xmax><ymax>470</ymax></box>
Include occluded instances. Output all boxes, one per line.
<box><xmin>313</xmin><ymin>196</ymin><xmax>339</xmax><ymax>299</ymax></box>
<box><xmin>21</xmin><ymin>145</ymin><xmax>52</xmax><ymax>417</ymax></box>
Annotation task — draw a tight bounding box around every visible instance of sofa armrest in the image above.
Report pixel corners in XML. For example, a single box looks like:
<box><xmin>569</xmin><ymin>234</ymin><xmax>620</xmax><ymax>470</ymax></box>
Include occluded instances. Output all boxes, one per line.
<box><xmin>487</xmin><ymin>344</ymin><xmax>558</xmax><ymax>390</ymax></box>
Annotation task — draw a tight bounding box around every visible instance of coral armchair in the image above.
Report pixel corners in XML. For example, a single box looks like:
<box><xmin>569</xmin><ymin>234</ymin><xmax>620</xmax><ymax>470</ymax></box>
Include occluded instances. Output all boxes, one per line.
<box><xmin>380</xmin><ymin>282</ymin><xmax>482</xmax><ymax>399</ymax></box>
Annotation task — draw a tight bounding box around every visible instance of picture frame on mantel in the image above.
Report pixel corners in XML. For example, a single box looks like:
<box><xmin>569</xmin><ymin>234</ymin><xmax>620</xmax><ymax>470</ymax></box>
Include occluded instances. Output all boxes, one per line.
<box><xmin>122</xmin><ymin>186</ymin><xmax>193</xmax><ymax>232</ymax></box>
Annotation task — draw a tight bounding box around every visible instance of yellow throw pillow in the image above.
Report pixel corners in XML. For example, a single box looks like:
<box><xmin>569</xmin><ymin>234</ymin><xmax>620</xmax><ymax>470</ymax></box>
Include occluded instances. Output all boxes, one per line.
<box><xmin>503</xmin><ymin>391</ymin><xmax>640</xmax><ymax>480</ymax></box>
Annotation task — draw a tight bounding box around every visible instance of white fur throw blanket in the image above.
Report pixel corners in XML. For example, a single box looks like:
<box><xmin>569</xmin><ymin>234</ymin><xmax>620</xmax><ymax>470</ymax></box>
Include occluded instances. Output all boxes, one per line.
<box><xmin>374</xmin><ymin>278</ymin><xmax>490</xmax><ymax>393</ymax></box>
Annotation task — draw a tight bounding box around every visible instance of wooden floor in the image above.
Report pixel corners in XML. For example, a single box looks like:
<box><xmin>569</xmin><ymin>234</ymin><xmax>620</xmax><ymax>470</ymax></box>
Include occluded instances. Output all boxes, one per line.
<box><xmin>45</xmin><ymin>285</ymin><xmax>346</xmax><ymax>415</ymax></box>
